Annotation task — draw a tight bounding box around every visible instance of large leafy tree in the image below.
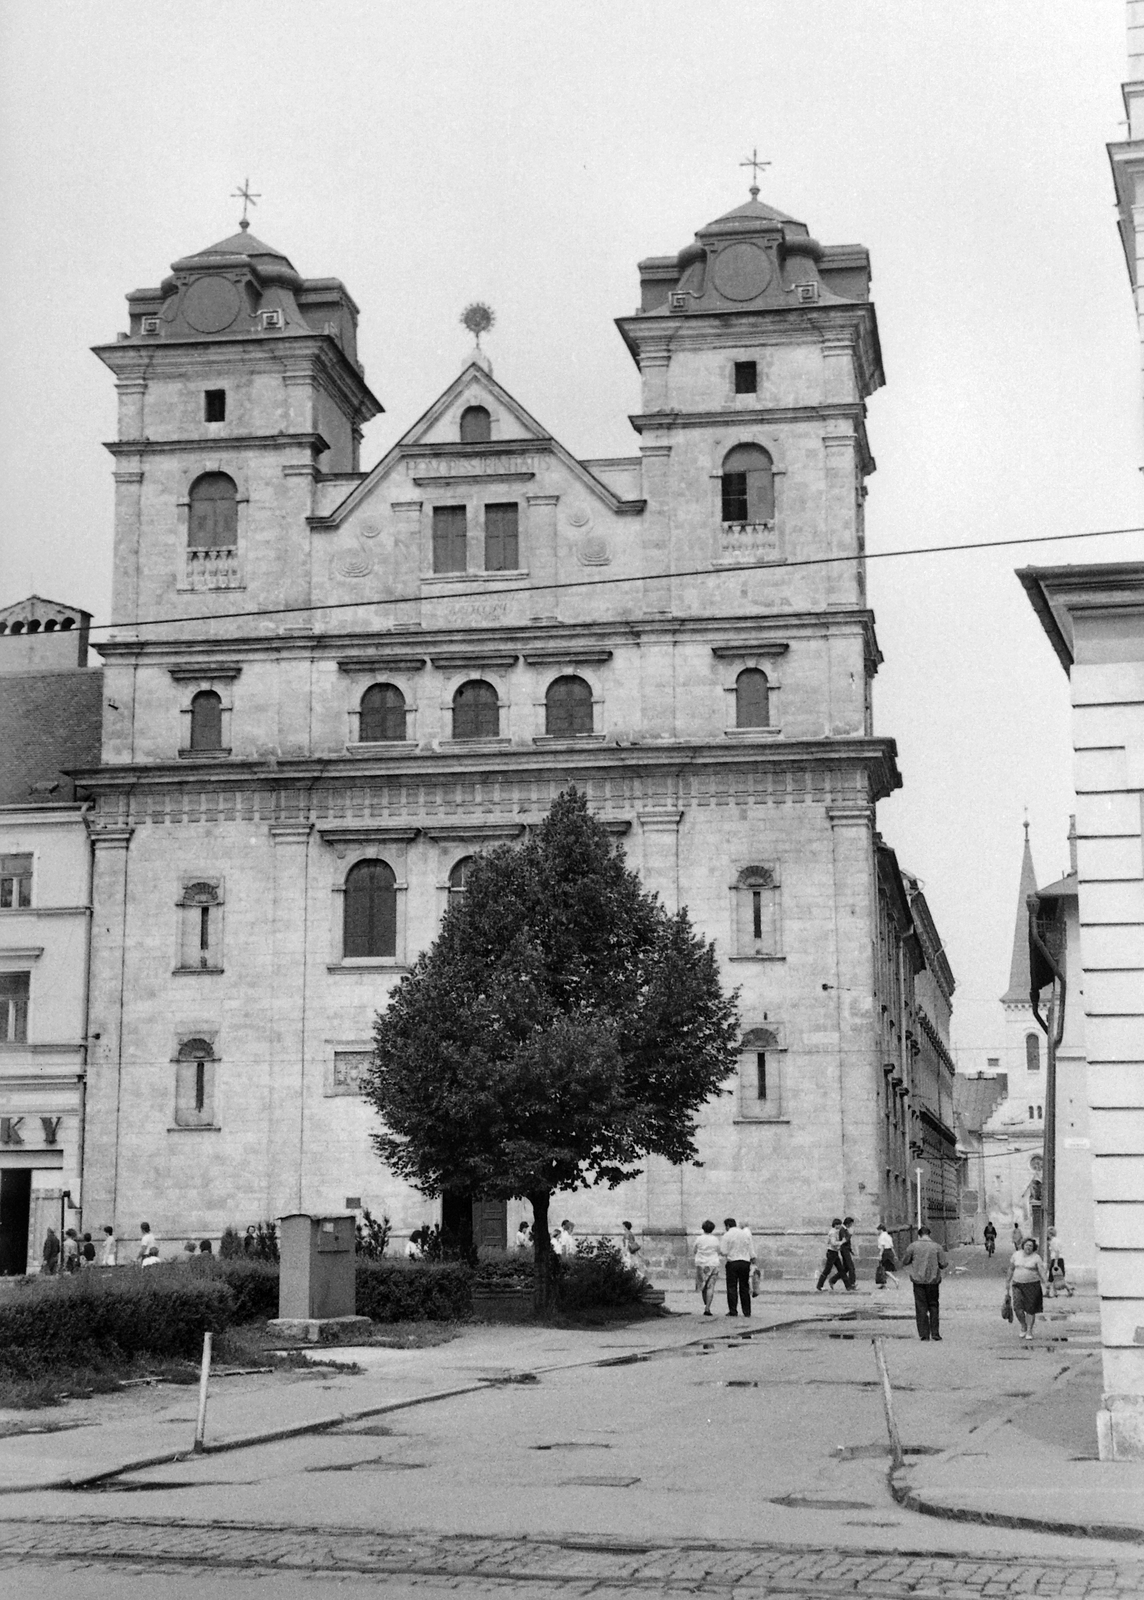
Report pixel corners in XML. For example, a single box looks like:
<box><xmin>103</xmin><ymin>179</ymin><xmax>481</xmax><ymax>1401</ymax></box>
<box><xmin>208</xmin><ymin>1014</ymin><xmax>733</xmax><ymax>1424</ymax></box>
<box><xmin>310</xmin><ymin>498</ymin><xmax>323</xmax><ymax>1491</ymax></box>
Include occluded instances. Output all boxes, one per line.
<box><xmin>364</xmin><ymin>788</ymin><xmax>740</xmax><ymax>1310</ymax></box>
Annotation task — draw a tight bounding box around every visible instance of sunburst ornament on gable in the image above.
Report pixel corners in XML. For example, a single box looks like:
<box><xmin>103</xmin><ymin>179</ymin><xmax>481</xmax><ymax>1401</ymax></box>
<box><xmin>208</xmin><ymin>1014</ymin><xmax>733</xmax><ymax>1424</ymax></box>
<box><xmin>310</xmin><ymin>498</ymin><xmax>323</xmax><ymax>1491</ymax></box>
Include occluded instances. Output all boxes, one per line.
<box><xmin>460</xmin><ymin>302</ymin><xmax>495</xmax><ymax>347</ymax></box>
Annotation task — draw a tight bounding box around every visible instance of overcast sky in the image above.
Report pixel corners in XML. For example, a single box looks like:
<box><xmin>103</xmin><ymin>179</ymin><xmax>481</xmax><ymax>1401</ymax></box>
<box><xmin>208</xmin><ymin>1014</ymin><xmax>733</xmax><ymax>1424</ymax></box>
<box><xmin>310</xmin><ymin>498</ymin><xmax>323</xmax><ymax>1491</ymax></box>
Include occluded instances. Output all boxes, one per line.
<box><xmin>1</xmin><ymin>1</ymin><xmax>1141</xmax><ymax>1066</ymax></box>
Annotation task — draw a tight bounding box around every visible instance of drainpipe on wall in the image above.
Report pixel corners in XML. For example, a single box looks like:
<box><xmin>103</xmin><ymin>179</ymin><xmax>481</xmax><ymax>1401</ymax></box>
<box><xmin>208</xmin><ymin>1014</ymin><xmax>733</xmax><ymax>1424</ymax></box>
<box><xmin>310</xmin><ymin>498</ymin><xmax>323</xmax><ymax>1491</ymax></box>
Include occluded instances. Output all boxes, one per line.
<box><xmin>1028</xmin><ymin>892</ymin><xmax>1066</xmax><ymax>1262</ymax></box>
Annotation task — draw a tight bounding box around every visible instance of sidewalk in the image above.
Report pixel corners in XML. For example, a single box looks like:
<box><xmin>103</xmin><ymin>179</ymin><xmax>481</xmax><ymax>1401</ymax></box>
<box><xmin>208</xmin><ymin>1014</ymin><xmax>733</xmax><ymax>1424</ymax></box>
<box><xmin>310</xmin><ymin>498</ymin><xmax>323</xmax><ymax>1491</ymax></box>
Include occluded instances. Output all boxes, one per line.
<box><xmin>893</xmin><ymin>1347</ymin><xmax>1144</xmax><ymax>1542</ymax></box>
<box><xmin>0</xmin><ymin>1300</ymin><xmax>840</xmax><ymax>1494</ymax></box>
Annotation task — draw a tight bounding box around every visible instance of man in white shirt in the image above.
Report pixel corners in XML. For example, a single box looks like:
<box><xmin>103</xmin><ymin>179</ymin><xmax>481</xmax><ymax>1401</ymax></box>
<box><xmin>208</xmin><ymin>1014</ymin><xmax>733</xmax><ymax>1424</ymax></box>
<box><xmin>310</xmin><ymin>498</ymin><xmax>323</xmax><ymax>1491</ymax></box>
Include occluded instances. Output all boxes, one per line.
<box><xmin>718</xmin><ymin>1216</ymin><xmax>756</xmax><ymax>1317</ymax></box>
<box><xmin>557</xmin><ymin>1220</ymin><xmax>577</xmax><ymax>1258</ymax></box>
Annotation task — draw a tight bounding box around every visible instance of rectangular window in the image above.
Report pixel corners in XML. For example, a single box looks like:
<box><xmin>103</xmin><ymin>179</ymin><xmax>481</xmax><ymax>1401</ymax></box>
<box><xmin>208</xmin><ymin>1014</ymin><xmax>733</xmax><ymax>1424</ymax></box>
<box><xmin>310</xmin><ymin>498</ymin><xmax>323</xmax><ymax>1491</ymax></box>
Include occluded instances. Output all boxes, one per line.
<box><xmin>484</xmin><ymin>503</ymin><xmax>519</xmax><ymax>571</ymax></box>
<box><xmin>735</xmin><ymin>869</ymin><xmax>780</xmax><ymax>956</ymax></box>
<box><xmin>0</xmin><ymin>972</ymin><xmax>30</xmax><ymax>1042</ymax></box>
<box><xmin>432</xmin><ymin>506</ymin><xmax>467</xmax><ymax>573</ymax></box>
<box><xmin>204</xmin><ymin>389</ymin><xmax>226</xmax><ymax>422</ymax></box>
<box><xmin>734</xmin><ymin>360</ymin><xmax>757</xmax><ymax>394</ymax></box>
<box><xmin>756</xmin><ymin>1052</ymin><xmax>767</xmax><ymax>1100</ymax></box>
<box><xmin>333</xmin><ymin>1050</ymin><xmax>371</xmax><ymax>1091</ymax></box>
<box><xmin>0</xmin><ymin>855</ymin><xmax>32</xmax><ymax>909</ymax></box>
<box><xmin>721</xmin><ymin>472</ymin><xmax>749</xmax><ymax>523</ymax></box>
<box><xmin>178</xmin><ymin>881</ymin><xmax>223</xmax><ymax>970</ymax></box>
<box><xmin>175</xmin><ymin>1059</ymin><xmax>216</xmax><ymax>1127</ymax></box>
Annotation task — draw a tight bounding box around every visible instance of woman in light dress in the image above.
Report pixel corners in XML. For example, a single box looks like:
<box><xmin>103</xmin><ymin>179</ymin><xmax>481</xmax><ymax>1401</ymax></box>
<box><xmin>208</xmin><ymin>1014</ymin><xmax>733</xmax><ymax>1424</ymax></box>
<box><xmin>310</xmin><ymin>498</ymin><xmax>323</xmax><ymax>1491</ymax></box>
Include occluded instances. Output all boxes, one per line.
<box><xmin>693</xmin><ymin>1220</ymin><xmax>721</xmax><ymax>1317</ymax></box>
<box><xmin>619</xmin><ymin>1221</ymin><xmax>642</xmax><ymax>1273</ymax></box>
<box><xmin>1006</xmin><ymin>1236</ymin><xmax>1049</xmax><ymax>1341</ymax></box>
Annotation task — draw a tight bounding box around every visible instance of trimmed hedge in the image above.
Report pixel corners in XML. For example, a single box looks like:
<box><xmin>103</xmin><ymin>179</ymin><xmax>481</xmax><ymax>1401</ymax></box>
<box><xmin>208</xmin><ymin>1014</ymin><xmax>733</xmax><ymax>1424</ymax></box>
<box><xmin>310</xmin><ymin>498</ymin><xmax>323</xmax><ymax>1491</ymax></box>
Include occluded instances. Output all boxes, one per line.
<box><xmin>355</xmin><ymin>1260</ymin><xmax>472</xmax><ymax>1323</ymax></box>
<box><xmin>202</xmin><ymin>1259</ymin><xmax>280</xmax><ymax>1322</ymax></box>
<box><xmin>0</xmin><ymin>1267</ymin><xmax>233</xmax><ymax>1376</ymax></box>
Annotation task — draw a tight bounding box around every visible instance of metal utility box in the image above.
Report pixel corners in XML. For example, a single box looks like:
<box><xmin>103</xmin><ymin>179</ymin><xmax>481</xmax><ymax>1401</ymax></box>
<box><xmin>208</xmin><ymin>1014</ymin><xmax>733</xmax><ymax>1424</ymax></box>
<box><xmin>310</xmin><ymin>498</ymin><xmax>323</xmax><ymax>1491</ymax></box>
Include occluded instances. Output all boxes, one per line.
<box><xmin>278</xmin><ymin>1213</ymin><xmax>356</xmax><ymax>1321</ymax></box>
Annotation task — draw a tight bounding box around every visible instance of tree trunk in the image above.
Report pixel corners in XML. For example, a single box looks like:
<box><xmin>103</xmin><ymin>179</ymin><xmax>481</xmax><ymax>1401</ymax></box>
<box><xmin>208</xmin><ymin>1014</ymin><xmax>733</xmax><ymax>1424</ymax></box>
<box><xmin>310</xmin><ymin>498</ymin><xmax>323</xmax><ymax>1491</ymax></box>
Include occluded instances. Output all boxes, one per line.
<box><xmin>530</xmin><ymin>1190</ymin><xmax>556</xmax><ymax>1316</ymax></box>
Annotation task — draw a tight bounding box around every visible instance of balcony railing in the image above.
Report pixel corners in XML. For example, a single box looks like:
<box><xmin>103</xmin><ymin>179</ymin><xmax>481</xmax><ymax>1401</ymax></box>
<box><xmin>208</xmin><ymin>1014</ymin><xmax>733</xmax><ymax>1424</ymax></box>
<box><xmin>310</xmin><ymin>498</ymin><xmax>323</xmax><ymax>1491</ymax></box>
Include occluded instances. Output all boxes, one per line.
<box><xmin>184</xmin><ymin>547</ymin><xmax>242</xmax><ymax>590</ymax></box>
<box><xmin>719</xmin><ymin>521</ymin><xmax>780</xmax><ymax>564</ymax></box>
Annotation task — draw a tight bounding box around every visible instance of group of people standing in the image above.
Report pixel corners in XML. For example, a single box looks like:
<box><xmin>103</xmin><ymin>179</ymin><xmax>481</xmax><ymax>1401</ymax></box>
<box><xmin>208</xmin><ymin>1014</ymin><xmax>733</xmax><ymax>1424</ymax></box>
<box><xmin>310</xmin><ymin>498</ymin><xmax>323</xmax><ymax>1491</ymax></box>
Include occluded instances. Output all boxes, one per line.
<box><xmin>40</xmin><ymin>1224</ymin><xmax>117</xmax><ymax>1274</ymax></box>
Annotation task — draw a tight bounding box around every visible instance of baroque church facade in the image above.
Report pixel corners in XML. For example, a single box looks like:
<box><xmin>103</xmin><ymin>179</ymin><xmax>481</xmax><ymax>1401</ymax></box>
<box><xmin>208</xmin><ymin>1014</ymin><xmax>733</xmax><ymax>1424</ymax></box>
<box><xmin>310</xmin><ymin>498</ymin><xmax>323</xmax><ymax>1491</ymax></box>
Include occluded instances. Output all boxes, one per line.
<box><xmin>77</xmin><ymin>192</ymin><xmax>945</xmax><ymax>1268</ymax></box>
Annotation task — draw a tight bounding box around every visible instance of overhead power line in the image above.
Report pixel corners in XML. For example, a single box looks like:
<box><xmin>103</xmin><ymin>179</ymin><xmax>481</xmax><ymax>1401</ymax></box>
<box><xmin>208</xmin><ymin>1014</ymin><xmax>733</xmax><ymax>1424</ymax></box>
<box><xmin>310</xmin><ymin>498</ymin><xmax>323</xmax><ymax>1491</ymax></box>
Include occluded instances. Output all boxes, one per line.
<box><xmin>85</xmin><ymin>521</ymin><xmax>1140</xmax><ymax>635</ymax></box>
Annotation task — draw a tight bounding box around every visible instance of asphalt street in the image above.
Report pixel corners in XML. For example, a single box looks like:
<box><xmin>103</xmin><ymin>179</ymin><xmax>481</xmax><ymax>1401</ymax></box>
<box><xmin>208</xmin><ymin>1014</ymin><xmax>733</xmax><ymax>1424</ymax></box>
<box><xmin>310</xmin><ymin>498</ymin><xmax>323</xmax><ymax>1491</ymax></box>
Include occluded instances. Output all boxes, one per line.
<box><xmin>1</xmin><ymin>1290</ymin><xmax>1142</xmax><ymax>1597</ymax></box>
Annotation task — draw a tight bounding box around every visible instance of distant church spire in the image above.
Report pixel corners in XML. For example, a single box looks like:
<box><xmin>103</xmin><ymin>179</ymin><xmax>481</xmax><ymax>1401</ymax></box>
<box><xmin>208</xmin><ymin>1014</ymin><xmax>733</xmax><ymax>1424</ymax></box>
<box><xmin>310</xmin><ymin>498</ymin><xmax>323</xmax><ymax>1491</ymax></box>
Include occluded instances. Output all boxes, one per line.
<box><xmin>1001</xmin><ymin>825</ymin><xmax>1039</xmax><ymax>1004</ymax></box>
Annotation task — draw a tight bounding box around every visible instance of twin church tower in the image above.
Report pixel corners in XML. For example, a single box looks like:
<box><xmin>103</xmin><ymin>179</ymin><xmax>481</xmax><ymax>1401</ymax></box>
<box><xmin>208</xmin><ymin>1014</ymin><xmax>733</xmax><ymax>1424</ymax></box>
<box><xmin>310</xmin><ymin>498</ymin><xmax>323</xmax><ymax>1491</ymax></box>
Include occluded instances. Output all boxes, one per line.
<box><xmin>78</xmin><ymin>190</ymin><xmax>950</xmax><ymax>1263</ymax></box>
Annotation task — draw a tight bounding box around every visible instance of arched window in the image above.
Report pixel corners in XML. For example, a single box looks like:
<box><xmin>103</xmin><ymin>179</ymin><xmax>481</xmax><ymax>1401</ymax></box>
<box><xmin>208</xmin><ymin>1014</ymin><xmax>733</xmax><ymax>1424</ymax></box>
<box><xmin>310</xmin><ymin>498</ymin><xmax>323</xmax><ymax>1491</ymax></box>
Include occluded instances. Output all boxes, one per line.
<box><xmin>545</xmin><ymin>675</ymin><xmax>594</xmax><ymax>737</ymax></box>
<box><xmin>188</xmin><ymin>473</ymin><xmax>238</xmax><ymax>549</ymax></box>
<box><xmin>175</xmin><ymin>1036</ymin><xmax>216</xmax><ymax>1126</ymax></box>
<box><xmin>735</xmin><ymin>668</ymin><xmax>769</xmax><ymax>729</ymax></box>
<box><xmin>735</xmin><ymin>864</ymin><xmax>779</xmax><ymax>955</ymax></box>
<box><xmin>448</xmin><ymin>856</ymin><xmax>474</xmax><ymax>898</ymax></box>
<box><xmin>344</xmin><ymin>860</ymin><xmax>397</xmax><ymax>959</ymax></box>
<box><xmin>1025</xmin><ymin>1032</ymin><xmax>1041</xmax><ymax>1073</ymax></box>
<box><xmin>721</xmin><ymin>444</ymin><xmax>774</xmax><ymax>525</ymax></box>
<box><xmin>460</xmin><ymin>405</ymin><xmax>491</xmax><ymax>444</ymax></box>
<box><xmin>452</xmin><ymin>679</ymin><xmax>499</xmax><ymax>740</ymax></box>
<box><xmin>359</xmin><ymin>683</ymin><xmax>406</xmax><ymax>743</ymax></box>
<box><xmin>189</xmin><ymin>690</ymin><xmax>223</xmax><ymax>751</ymax></box>
<box><xmin>741</xmin><ymin>1025</ymin><xmax>782</xmax><ymax>1114</ymax></box>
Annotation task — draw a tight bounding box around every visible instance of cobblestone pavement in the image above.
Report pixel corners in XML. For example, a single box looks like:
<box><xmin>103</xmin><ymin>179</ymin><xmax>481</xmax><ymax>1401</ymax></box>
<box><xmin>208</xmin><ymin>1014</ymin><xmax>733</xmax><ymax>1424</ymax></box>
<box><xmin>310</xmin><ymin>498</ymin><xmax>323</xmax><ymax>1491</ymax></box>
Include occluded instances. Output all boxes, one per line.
<box><xmin>0</xmin><ymin>1519</ymin><xmax>1142</xmax><ymax>1596</ymax></box>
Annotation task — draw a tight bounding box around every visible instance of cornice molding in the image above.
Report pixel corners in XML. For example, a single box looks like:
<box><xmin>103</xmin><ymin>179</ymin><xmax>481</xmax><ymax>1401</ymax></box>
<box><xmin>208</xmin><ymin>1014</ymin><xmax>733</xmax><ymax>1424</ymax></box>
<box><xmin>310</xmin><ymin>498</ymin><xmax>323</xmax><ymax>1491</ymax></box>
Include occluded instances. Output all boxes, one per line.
<box><xmin>104</xmin><ymin>432</ymin><xmax>331</xmax><ymax>459</ymax></box>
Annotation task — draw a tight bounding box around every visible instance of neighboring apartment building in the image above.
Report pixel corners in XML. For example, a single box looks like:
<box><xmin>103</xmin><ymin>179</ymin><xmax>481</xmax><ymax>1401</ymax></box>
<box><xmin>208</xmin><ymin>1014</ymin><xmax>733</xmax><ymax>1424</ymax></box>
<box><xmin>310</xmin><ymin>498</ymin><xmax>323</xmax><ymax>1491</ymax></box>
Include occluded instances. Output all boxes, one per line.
<box><xmin>0</xmin><ymin>597</ymin><xmax>101</xmax><ymax>1273</ymax></box>
<box><xmin>77</xmin><ymin>194</ymin><xmax>948</xmax><ymax>1270</ymax></box>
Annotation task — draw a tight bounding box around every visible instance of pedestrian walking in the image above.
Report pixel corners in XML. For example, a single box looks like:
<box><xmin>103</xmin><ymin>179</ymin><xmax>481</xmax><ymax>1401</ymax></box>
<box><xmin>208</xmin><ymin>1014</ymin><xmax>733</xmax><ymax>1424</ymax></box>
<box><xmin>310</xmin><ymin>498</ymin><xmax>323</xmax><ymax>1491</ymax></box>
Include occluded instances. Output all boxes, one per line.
<box><xmin>41</xmin><ymin>1227</ymin><xmax>60</xmax><ymax>1276</ymax></box>
<box><xmin>63</xmin><ymin>1228</ymin><xmax>81</xmax><ymax>1274</ymax></box>
<box><xmin>98</xmin><ymin>1225</ymin><xmax>117</xmax><ymax>1268</ymax></box>
<box><xmin>693</xmin><ymin>1220</ymin><xmax>721</xmax><ymax>1316</ymax></box>
<box><xmin>1006</xmin><ymin>1236</ymin><xmax>1049</xmax><ymax>1341</ymax></box>
<box><xmin>983</xmin><ymin>1220</ymin><xmax>997</xmax><ymax>1257</ymax></box>
<box><xmin>900</xmin><ymin>1225</ymin><xmax>949</xmax><ymax>1342</ymax></box>
<box><xmin>874</xmin><ymin>1224</ymin><xmax>899</xmax><ymax>1288</ymax></box>
<box><xmin>719</xmin><ymin>1217</ymin><xmax>755</xmax><ymax>1317</ymax></box>
<box><xmin>137</xmin><ymin>1220</ymin><xmax>160</xmax><ymax>1266</ymax></box>
<box><xmin>1046</xmin><ymin>1228</ymin><xmax>1074</xmax><ymax>1298</ymax></box>
<box><xmin>557</xmin><ymin>1220</ymin><xmax>577</xmax><ymax>1259</ymax></box>
<box><xmin>619</xmin><ymin>1220</ymin><xmax>642</xmax><ymax>1273</ymax></box>
<box><xmin>815</xmin><ymin>1218</ymin><xmax>847</xmax><ymax>1292</ymax></box>
<box><xmin>1011</xmin><ymin>1221</ymin><xmax>1023</xmax><ymax>1253</ymax></box>
<box><xmin>839</xmin><ymin>1216</ymin><xmax>858</xmax><ymax>1290</ymax></box>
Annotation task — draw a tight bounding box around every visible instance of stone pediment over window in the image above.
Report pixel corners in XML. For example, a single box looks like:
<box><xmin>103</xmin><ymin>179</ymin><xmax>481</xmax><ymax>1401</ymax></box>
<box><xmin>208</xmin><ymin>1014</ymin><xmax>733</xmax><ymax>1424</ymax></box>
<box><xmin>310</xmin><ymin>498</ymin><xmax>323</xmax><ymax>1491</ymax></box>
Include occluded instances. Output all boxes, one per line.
<box><xmin>317</xmin><ymin>824</ymin><xmax>418</xmax><ymax>860</ymax></box>
<box><xmin>710</xmin><ymin>643</ymin><xmax>789</xmax><ymax>660</ymax></box>
<box><xmin>523</xmin><ymin>648</ymin><xmax>613</xmax><ymax>666</ymax></box>
<box><xmin>429</xmin><ymin>652</ymin><xmax>519</xmax><ymax>672</ymax></box>
<box><xmin>336</xmin><ymin>656</ymin><xmax>426</xmax><ymax>674</ymax></box>
<box><xmin>168</xmin><ymin>662</ymin><xmax>243</xmax><ymax>681</ymax></box>
<box><xmin>422</xmin><ymin>823</ymin><xmax>526</xmax><ymax>843</ymax></box>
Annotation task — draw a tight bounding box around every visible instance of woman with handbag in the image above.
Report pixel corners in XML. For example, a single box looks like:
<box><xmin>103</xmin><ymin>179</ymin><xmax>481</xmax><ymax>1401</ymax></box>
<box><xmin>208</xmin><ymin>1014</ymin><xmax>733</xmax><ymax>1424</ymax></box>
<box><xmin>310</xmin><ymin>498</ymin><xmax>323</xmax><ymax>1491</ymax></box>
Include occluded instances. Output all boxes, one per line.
<box><xmin>1006</xmin><ymin>1236</ymin><xmax>1049</xmax><ymax>1342</ymax></box>
<box><xmin>693</xmin><ymin>1220</ymin><xmax>720</xmax><ymax>1316</ymax></box>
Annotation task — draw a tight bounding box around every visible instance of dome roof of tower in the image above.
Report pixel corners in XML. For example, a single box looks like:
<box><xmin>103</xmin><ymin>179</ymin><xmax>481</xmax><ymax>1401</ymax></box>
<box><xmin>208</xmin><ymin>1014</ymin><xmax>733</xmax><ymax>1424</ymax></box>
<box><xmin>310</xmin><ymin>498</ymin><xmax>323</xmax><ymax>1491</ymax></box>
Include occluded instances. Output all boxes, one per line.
<box><xmin>706</xmin><ymin>196</ymin><xmax>800</xmax><ymax>228</ymax></box>
<box><xmin>195</xmin><ymin>228</ymin><xmax>294</xmax><ymax>264</ymax></box>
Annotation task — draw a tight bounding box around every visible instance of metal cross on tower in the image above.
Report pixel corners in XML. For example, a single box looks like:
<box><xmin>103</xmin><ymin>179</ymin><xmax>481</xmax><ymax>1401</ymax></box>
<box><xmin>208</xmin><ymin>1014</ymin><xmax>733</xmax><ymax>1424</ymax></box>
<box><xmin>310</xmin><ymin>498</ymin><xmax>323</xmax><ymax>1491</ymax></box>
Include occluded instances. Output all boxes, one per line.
<box><xmin>231</xmin><ymin>179</ymin><xmax>261</xmax><ymax>231</ymax></box>
<box><xmin>739</xmin><ymin>147</ymin><xmax>772</xmax><ymax>200</ymax></box>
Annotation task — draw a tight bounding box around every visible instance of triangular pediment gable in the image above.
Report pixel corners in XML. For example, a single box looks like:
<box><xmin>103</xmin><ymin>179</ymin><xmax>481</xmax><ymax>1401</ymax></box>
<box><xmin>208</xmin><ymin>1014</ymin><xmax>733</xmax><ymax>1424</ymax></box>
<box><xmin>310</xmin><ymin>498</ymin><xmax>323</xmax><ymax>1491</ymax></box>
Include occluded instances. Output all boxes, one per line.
<box><xmin>318</xmin><ymin>363</ymin><xmax>644</xmax><ymax>526</ymax></box>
